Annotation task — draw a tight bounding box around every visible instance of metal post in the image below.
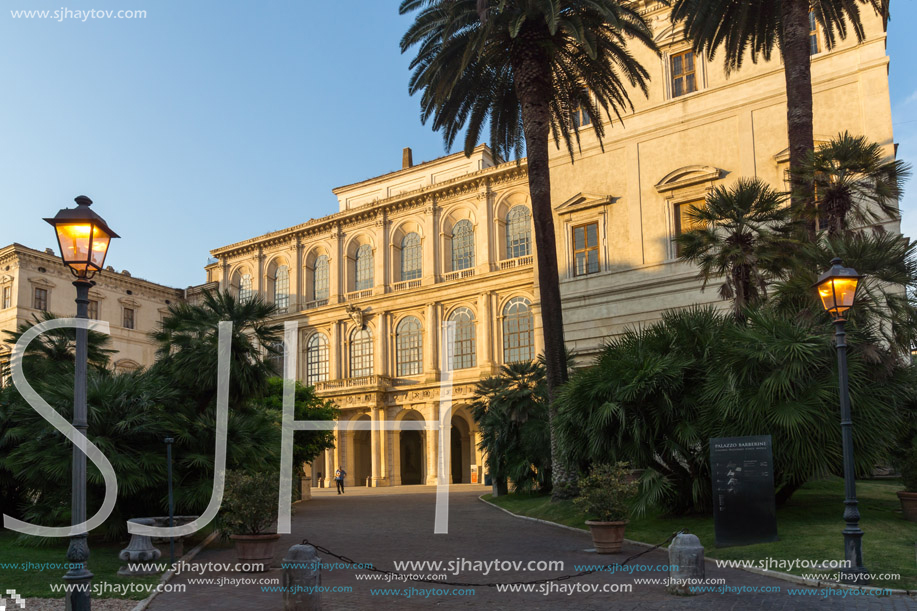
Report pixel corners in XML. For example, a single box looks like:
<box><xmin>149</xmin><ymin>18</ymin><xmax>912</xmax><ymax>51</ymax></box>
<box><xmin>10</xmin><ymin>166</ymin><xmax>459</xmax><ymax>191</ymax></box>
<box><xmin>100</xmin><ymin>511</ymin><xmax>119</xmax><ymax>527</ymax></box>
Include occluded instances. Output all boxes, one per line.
<box><xmin>165</xmin><ymin>437</ymin><xmax>175</xmax><ymax>567</ymax></box>
<box><xmin>834</xmin><ymin>318</ymin><xmax>868</xmax><ymax>583</ymax></box>
<box><xmin>64</xmin><ymin>279</ymin><xmax>94</xmax><ymax>611</ymax></box>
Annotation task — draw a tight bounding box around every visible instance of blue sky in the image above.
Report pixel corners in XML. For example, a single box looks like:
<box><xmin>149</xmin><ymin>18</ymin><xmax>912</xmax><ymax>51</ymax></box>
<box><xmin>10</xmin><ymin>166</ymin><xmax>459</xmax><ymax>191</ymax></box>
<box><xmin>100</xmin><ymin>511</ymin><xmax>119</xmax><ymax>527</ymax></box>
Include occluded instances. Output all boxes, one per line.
<box><xmin>1</xmin><ymin>0</ymin><xmax>916</xmax><ymax>289</ymax></box>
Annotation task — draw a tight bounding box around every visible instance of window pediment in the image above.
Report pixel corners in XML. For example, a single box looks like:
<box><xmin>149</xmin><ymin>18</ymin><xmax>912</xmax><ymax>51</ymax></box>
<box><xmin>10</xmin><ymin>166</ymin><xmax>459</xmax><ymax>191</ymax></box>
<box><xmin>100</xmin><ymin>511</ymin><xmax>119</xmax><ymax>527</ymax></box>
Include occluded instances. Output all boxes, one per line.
<box><xmin>655</xmin><ymin>165</ymin><xmax>722</xmax><ymax>193</ymax></box>
<box><xmin>774</xmin><ymin>137</ymin><xmax>831</xmax><ymax>163</ymax></box>
<box><xmin>118</xmin><ymin>296</ymin><xmax>141</xmax><ymax>308</ymax></box>
<box><xmin>555</xmin><ymin>193</ymin><xmax>615</xmax><ymax>215</ymax></box>
<box><xmin>28</xmin><ymin>276</ymin><xmax>56</xmax><ymax>289</ymax></box>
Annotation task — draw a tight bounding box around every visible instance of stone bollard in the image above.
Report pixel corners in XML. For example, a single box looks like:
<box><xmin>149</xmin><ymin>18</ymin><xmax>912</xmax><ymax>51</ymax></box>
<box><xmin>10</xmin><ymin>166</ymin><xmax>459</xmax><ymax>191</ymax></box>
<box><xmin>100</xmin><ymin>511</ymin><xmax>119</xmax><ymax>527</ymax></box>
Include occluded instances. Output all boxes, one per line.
<box><xmin>118</xmin><ymin>518</ymin><xmax>161</xmax><ymax>576</ymax></box>
<box><xmin>282</xmin><ymin>544</ymin><xmax>322</xmax><ymax>611</ymax></box>
<box><xmin>666</xmin><ymin>533</ymin><xmax>705</xmax><ymax>595</ymax></box>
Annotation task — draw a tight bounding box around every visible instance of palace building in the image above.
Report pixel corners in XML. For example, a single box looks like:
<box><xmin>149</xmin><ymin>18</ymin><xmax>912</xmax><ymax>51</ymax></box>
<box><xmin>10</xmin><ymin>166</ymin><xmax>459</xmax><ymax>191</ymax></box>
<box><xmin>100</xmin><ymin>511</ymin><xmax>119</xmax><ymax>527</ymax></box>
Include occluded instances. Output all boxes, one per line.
<box><xmin>203</xmin><ymin>3</ymin><xmax>897</xmax><ymax>489</ymax></box>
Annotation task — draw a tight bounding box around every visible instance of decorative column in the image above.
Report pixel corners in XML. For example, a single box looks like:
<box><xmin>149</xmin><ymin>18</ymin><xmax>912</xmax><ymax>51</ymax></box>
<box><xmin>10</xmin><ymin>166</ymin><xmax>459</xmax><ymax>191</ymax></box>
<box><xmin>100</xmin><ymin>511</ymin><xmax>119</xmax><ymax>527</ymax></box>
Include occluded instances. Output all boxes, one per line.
<box><xmin>424</xmin><ymin>303</ymin><xmax>440</xmax><ymax>380</ymax></box>
<box><xmin>425</xmin><ymin>402</ymin><xmax>440</xmax><ymax>485</ymax></box>
<box><xmin>331</xmin><ymin>225</ymin><xmax>343</xmax><ymax>303</ymax></box>
<box><xmin>330</xmin><ymin>321</ymin><xmax>343</xmax><ymax>380</ymax></box>
<box><xmin>256</xmin><ymin>247</ymin><xmax>265</xmax><ymax>296</ymax></box>
<box><xmin>371</xmin><ymin>407</ymin><xmax>385</xmax><ymax>486</ymax></box>
<box><xmin>323</xmin><ymin>448</ymin><xmax>333</xmax><ymax>488</ymax></box>
<box><xmin>475</xmin><ymin>186</ymin><xmax>492</xmax><ymax>274</ymax></box>
<box><xmin>478</xmin><ymin>291</ymin><xmax>494</xmax><ymax>371</ymax></box>
<box><xmin>374</xmin><ymin>311</ymin><xmax>387</xmax><ymax>377</ymax></box>
<box><xmin>422</xmin><ymin>200</ymin><xmax>437</xmax><ymax>285</ymax></box>
<box><xmin>374</xmin><ymin>215</ymin><xmax>387</xmax><ymax>295</ymax></box>
<box><xmin>292</xmin><ymin>238</ymin><xmax>303</xmax><ymax>311</ymax></box>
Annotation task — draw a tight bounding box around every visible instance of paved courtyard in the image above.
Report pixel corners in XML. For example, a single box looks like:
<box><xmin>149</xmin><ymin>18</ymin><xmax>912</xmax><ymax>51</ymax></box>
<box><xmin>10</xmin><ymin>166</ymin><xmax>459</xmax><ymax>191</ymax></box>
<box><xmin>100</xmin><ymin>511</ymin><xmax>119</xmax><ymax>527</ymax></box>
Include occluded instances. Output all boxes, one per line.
<box><xmin>148</xmin><ymin>485</ymin><xmax>917</xmax><ymax>610</ymax></box>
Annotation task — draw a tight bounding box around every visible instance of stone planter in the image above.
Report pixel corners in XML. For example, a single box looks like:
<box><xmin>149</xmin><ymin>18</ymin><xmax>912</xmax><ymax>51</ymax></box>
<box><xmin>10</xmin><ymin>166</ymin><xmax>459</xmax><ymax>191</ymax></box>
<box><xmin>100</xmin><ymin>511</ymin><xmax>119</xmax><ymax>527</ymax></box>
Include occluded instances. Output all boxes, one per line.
<box><xmin>231</xmin><ymin>534</ymin><xmax>281</xmax><ymax>571</ymax></box>
<box><xmin>585</xmin><ymin>520</ymin><xmax>628</xmax><ymax>554</ymax></box>
<box><xmin>898</xmin><ymin>491</ymin><xmax>917</xmax><ymax>522</ymax></box>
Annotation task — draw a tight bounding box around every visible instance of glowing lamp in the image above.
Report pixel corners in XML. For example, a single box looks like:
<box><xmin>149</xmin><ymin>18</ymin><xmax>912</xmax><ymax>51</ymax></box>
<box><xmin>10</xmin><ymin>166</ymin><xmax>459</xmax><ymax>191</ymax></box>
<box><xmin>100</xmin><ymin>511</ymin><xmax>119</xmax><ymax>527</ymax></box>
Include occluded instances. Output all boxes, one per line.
<box><xmin>44</xmin><ymin>196</ymin><xmax>119</xmax><ymax>279</ymax></box>
<box><xmin>815</xmin><ymin>258</ymin><xmax>861</xmax><ymax>319</ymax></box>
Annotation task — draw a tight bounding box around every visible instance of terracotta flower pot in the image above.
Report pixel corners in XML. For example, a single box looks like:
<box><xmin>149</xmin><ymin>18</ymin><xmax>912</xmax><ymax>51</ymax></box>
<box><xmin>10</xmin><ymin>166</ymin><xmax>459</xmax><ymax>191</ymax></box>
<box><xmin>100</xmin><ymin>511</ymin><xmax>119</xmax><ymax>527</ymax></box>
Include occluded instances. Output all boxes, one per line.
<box><xmin>898</xmin><ymin>491</ymin><xmax>917</xmax><ymax>522</ymax></box>
<box><xmin>585</xmin><ymin>520</ymin><xmax>628</xmax><ymax>554</ymax></box>
<box><xmin>230</xmin><ymin>533</ymin><xmax>280</xmax><ymax>571</ymax></box>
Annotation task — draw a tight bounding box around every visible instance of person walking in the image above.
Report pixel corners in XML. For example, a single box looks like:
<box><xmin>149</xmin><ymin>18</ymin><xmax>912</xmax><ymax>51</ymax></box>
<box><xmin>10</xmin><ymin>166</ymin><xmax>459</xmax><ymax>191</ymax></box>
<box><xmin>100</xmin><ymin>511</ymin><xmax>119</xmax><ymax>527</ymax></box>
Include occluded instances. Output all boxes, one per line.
<box><xmin>334</xmin><ymin>467</ymin><xmax>346</xmax><ymax>494</ymax></box>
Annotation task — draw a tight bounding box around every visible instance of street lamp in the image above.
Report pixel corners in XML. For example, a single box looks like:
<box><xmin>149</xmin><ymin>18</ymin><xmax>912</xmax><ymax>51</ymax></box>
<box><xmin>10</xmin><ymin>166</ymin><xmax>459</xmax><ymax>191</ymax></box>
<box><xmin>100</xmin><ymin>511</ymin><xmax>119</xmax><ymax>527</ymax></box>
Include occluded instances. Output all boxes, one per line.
<box><xmin>815</xmin><ymin>257</ymin><xmax>868</xmax><ymax>584</ymax></box>
<box><xmin>44</xmin><ymin>196</ymin><xmax>119</xmax><ymax>611</ymax></box>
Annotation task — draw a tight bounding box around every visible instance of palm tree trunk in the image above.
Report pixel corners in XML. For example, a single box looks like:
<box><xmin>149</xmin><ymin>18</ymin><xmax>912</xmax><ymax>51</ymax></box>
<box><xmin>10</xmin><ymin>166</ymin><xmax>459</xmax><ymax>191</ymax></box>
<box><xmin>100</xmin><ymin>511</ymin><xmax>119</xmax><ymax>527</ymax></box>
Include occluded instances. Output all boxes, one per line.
<box><xmin>780</xmin><ymin>0</ymin><xmax>817</xmax><ymax>238</ymax></box>
<box><xmin>511</xmin><ymin>32</ymin><xmax>575</xmax><ymax>499</ymax></box>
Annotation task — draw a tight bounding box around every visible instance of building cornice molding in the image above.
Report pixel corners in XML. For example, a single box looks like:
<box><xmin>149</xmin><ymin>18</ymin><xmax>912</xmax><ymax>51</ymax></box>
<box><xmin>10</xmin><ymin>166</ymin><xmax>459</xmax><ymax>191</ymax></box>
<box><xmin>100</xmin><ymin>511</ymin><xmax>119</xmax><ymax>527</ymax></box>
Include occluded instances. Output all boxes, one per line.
<box><xmin>210</xmin><ymin>160</ymin><xmax>529</xmax><ymax>259</ymax></box>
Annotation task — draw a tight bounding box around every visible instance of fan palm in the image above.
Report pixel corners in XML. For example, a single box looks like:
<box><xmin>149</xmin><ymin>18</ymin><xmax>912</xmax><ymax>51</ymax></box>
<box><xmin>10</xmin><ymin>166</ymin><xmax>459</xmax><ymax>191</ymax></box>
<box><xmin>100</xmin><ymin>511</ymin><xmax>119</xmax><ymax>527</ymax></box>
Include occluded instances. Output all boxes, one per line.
<box><xmin>670</xmin><ymin>0</ymin><xmax>889</xmax><ymax>228</ymax></box>
<box><xmin>795</xmin><ymin>131</ymin><xmax>910</xmax><ymax>236</ymax></box>
<box><xmin>675</xmin><ymin>178</ymin><xmax>793</xmax><ymax>320</ymax></box>
<box><xmin>151</xmin><ymin>289</ymin><xmax>282</xmax><ymax>409</ymax></box>
<box><xmin>400</xmin><ymin>0</ymin><xmax>659</xmax><ymax>495</ymax></box>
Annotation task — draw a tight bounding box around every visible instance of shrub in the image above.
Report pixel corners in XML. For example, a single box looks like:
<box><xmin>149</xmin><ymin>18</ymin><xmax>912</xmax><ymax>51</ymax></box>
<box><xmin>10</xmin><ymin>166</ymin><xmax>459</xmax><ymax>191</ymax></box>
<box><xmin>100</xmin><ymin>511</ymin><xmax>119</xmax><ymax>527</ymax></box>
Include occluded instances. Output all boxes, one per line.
<box><xmin>574</xmin><ymin>463</ymin><xmax>637</xmax><ymax>522</ymax></box>
<box><xmin>217</xmin><ymin>471</ymin><xmax>278</xmax><ymax>535</ymax></box>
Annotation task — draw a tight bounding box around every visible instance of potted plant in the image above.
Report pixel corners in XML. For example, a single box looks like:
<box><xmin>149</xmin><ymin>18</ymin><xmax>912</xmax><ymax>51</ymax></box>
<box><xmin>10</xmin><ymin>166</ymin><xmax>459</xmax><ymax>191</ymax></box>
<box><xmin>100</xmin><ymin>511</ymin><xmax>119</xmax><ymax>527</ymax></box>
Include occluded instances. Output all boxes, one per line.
<box><xmin>574</xmin><ymin>462</ymin><xmax>638</xmax><ymax>554</ymax></box>
<box><xmin>218</xmin><ymin>470</ymin><xmax>281</xmax><ymax>571</ymax></box>
<box><xmin>897</xmin><ymin>450</ymin><xmax>917</xmax><ymax>522</ymax></box>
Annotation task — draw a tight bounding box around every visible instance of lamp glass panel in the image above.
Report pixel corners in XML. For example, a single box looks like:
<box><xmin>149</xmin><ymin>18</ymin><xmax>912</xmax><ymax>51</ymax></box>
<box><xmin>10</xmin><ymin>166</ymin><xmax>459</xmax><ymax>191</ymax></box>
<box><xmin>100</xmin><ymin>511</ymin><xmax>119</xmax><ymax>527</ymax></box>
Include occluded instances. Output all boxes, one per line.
<box><xmin>817</xmin><ymin>280</ymin><xmax>836</xmax><ymax>311</ymax></box>
<box><xmin>56</xmin><ymin>223</ymin><xmax>92</xmax><ymax>265</ymax></box>
<box><xmin>831</xmin><ymin>277</ymin><xmax>858</xmax><ymax>311</ymax></box>
<box><xmin>90</xmin><ymin>227</ymin><xmax>111</xmax><ymax>268</ymax></box>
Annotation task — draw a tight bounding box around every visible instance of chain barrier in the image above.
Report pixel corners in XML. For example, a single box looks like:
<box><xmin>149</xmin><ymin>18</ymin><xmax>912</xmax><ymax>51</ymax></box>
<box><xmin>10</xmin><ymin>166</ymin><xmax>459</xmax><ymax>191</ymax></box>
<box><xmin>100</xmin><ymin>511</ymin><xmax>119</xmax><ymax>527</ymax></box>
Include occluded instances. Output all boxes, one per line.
<box><xmin>300</xmin><ymin>529</ymin><xmax>685</xmax><ymax>588</ymax></box>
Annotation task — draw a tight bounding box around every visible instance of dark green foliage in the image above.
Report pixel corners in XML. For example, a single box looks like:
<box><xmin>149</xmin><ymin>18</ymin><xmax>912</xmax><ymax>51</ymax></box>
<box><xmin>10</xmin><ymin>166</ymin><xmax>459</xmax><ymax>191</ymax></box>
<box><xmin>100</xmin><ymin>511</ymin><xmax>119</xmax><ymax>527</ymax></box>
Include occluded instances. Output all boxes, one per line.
<box><xmin>555</xmin><ymin>307</ymin><xmax>913</xmax><ymax>515</ymax></box>
<box><xmin>470</xmin><ymin>361</ymin><xmax>552</xmax><ymax>493</ymax></box>
<box><xmin>671</xmin><ymin>0</ymin><xmax>884</xmax><ymax>73</ymax></box>
<box><xmin>259</xmin><ymin>378</ymin><xmax>338</xmax><ymax>478</ymax></box>
<box><xmin>216</xmin><ymin>471</ymin><xmax>279</xmax><ymax>536</ymax></box>
<box><xmin>574</xmin><ymin>462</ymin><xmax>637</xmax><ymax>522</ymax></box>
<box><xmin>399</xmin><ymin>0</ymin><xmax>657</xmax><ymax>161</ymax></box>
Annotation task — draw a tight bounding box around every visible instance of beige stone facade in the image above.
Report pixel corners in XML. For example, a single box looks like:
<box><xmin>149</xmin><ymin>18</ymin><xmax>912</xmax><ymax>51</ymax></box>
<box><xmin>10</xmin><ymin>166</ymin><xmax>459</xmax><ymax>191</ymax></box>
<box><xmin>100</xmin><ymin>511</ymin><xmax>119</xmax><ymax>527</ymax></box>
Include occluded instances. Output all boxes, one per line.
<box><xmin>205</xmin><ymin>5</ymin><xmax>897</xmax><ymax>488</ymax></box>
<box><xmin>0</xmin><ymin>243</ymin><xmax>185</xmax><ymax>373</ymax></box>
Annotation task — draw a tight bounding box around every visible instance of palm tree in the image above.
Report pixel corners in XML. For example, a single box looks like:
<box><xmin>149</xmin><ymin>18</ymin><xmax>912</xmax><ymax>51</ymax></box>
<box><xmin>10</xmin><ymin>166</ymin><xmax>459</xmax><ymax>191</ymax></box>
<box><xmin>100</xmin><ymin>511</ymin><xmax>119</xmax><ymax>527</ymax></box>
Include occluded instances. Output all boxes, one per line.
<box><xmin>670</xmin><ymin>0</ymin><xmax>889</xmax><ymax>228</ymax></box>
<box><xmin>1</xmin><ymin>311</ymin><xmax>115</xmax><ymax>380</ymax></box>
<box><xmin>151</xmin><ymin>289</ymin><xmax>282</xmax><ymax>409</ymax></box>
<box><xmin>675</xmin><ymin>178</ymin><xmax>793</xmax><ymax>320</ymax></box>
<box><xmin>795</xmin><ymin>131</ymin><xmax>910</xmax><ymax>236</ymax></box>
<box><xmin>400</xmin><ymin>0</ymin><xmax>658</xmax><ymax>496</ymax></box>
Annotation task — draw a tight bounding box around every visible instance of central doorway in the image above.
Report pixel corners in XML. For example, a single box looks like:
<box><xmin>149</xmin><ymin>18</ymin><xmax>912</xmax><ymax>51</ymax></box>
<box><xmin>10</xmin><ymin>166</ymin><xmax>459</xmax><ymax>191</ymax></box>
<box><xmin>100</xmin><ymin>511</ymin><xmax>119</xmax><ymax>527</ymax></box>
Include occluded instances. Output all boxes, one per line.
<box><xmin>400</xmin><ymin>430</ymin><xmax>423</xmax><ymax>485</ymax></box>
<box><xmin>352</xmin><ymin>415</ymin><xmax>372</xmax><ymax>486</ymax></box>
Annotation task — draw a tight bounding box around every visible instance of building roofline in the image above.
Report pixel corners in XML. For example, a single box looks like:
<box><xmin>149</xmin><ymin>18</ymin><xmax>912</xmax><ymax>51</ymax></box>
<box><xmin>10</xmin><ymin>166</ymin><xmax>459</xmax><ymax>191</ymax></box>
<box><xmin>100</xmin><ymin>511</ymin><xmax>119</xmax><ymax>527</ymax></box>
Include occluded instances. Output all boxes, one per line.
<box><xmin>210</xmin><ymin>156</ymin><xmax>528</xmax><ymax>258</ymax></box>
<box><xmin>331</xmin><ymin>144</ymin><xmax>498</xmax><ymax>195</ymax></box>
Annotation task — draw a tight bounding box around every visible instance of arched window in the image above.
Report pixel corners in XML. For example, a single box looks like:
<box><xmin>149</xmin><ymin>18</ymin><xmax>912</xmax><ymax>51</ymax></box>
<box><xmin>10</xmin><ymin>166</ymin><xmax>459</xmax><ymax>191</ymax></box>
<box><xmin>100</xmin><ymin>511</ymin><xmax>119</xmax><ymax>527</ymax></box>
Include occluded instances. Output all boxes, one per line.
<box><xmin>447</xmin><ymin>307</ymin><xmax>476</xmax><ymax>370</ymax></box>
<box><xmin>401</xmin><ymin>233</ymin><xmax>422</xmax><ymax>281</ymax></box>
<box><xmin>313</xmin><ymin>255</ymin><xmax>329</xmax><ymax>301</ymax></box>
<box><xmin>355</xmin><ymin>244</ymin><xmax>374</xmax><ymax>291</ymax></box>
<box><xmin>239</xmin><ymin>273</ymin><xmax>253</xmax><ymax>302</ymax></box>
<box><xmin>452</xmin><ymin>220</ymin><xmax>475</xmax><ymax>271</ymax></box>
<box><xmin>396</xmin><ymin>316</ymin><xmax>423</xmax><ymax>376</ymax></box>
<box><xmin>506</xmin><ymin>206</ymin><xmax>532</xmax><ymax>259</ymax></box>
<box><xmin>503</xmin><ymin>297</ymin><xmax>533</xmax><ymax>363</ymax></box>
<box><xmin>350</xmin><ymin>328</ymin><xmax>373</xmax><ymax>377</ymax></box>
<box><xmin>306</xmin><ymin>333</ymin><xmax>329</xmax><ymax>385</ymax></box>
<box><xmin>274</xmin><ymin>265</ymin><xmax>289</xmax><ymax>311</ymax></box>
<box><xmin>266</xmin><ymin>341</ymin><xmax>284</xmax><ymax>375</ymax></box>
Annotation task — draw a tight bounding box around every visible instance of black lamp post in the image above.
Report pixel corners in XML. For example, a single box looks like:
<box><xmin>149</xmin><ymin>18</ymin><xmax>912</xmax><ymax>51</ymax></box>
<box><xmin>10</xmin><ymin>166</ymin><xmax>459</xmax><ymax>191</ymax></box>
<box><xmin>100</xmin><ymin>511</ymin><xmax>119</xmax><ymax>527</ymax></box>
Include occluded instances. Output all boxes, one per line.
<box><xmin>44</xmin><ymin>196</ymin><xmax>119</xmax><ymax>611</ymax></box>
<box><xmin>815</xmin><ymin>257</ymin><xmax>868</xmax><ymax>584</ymax></box>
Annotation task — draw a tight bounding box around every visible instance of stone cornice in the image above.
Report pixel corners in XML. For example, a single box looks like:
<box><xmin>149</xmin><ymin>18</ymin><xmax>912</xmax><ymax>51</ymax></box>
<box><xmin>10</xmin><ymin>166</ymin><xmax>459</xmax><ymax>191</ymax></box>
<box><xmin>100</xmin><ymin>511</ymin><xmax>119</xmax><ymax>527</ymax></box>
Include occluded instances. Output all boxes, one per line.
<box><xmin>210</xmin><ymin>159</ymin><xmax>529</xmax><ymax>259</ymax></box>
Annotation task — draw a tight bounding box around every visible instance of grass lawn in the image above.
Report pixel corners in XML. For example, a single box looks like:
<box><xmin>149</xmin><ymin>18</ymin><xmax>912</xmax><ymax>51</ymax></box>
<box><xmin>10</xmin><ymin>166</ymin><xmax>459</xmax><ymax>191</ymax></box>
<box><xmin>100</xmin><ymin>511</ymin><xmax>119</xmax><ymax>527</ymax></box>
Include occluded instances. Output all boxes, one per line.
<box><xmin>484</xmin><ymin>477</ymin><xmax>917</xmax><ymax>590</ymax></box>
<box><xmin>0</xmin><ymin>528</ymin><xmax>210</xmax><ymax>599</ymax></box>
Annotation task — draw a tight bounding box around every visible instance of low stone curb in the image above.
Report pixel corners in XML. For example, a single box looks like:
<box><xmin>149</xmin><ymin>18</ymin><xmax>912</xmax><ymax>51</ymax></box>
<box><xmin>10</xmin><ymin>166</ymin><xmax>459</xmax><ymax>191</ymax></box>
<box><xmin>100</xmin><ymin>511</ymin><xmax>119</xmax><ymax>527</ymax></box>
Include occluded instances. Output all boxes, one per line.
<box><xmin>478</xmin><ymin>495</ymin><xmax>917</xmax><ymax>598</ymax></box>
<box><xmin>129</xmin><ymin>530</ymin><xmax>219</xmax><ymax>611</ymax></box>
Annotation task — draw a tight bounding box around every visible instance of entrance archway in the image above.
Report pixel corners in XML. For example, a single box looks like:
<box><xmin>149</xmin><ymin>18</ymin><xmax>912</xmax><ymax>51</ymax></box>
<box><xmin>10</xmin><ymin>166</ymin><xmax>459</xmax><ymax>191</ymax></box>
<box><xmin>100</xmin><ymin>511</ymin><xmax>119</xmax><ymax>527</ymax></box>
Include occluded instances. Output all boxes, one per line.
<box><xmin>450</xmin><ymin>415</ymin><xmax>471</xmax><ymax>484</ymax></box>
<box><xmin>400</xmin><ymin>430</ymin><xmax>424</xmax><ymax>485</ymax></box>
<box><xmin>352</xmin><ymin>415</ymin><xmax>372</xmax><ymax>486</ymax></box>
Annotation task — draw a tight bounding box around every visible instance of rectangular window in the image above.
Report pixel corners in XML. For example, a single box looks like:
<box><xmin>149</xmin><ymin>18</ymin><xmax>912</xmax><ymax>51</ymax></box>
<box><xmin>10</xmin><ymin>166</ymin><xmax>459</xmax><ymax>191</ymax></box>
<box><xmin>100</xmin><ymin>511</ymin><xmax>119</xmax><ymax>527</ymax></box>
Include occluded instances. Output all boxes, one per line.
<box><xmin>674</xmin><ymin>200</ymin><xmax>706</xmax><ymax>256</ymax></box>
<box><xmin>33</xmin><ymin>287</ymin><xmax>48</xmax><ymax>311</ymax></box>
<box><xmin>572</xmin><ymin>106</ymin><xmax>591</xmax><ymax>130</ymax></box>
<box><xmin>1</xmin><ymin>286</ymin><xmax>10</xmax><ymax>309</ymax></box>
<box><xmin>809</xmin><ymin>11</ymin><xmax>820</xmax><ymax>55</ymax></box>
<box><xmin>572</xmin><ymin>223</ymin><xmax>600</xmax><ymax>276</ymax></box>
<box><xmin>123</xmin><ymin>307</ymin><xmax>135</xmax><ymax>330</ymax></box>
<box><xmin>87</xmin><ymin>300</ymin><xmax>99</xmax><ymax>320</ymax></box>
<box><xmin>671</xmin><ymin>50</ymin><xmax>697</xmax><ymax>98</ymax></box>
